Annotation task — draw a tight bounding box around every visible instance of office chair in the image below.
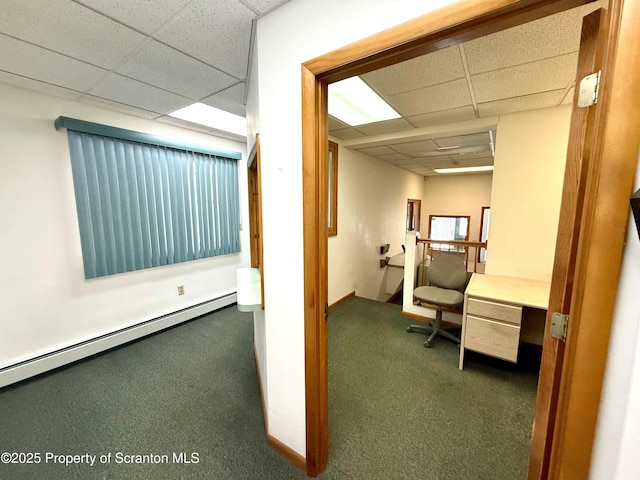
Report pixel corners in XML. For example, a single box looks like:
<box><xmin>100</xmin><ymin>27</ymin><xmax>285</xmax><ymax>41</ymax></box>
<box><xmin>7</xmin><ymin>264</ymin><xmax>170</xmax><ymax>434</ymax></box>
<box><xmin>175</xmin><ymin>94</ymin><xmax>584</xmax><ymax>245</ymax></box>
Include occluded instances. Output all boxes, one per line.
<box><xmin>407</xmin><ymin>254</ymin><xmax>468</xmax><ymax>348</ymax></box>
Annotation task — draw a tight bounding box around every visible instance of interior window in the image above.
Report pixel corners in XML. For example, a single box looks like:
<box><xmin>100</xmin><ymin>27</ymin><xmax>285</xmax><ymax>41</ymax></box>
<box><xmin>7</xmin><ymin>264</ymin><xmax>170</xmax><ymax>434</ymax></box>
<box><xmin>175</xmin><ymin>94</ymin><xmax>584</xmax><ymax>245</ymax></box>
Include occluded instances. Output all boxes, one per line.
<box><xmin>428</xmin><ymin>215</ymin><xmax>470</xmax><ymax>252</ymax></box>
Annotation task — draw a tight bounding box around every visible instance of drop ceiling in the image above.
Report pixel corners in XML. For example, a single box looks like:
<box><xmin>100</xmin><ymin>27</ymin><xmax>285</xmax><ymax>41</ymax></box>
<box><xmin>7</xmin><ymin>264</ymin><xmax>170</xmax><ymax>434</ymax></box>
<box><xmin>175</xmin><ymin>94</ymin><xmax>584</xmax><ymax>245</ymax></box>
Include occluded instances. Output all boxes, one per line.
<box><xmin>0</xmin><ymin>0</ymin><xmax>291</xmax><ymax>140</ymax></box>
<box><xmin>0</xmin><ymin>0</ymin><xmax>602</xmax><ymax>161</ymax></box>
<box><xmin>330</xmin><ymin>1</ymin><xmax>604</xmax><ymax>176</ymax></box>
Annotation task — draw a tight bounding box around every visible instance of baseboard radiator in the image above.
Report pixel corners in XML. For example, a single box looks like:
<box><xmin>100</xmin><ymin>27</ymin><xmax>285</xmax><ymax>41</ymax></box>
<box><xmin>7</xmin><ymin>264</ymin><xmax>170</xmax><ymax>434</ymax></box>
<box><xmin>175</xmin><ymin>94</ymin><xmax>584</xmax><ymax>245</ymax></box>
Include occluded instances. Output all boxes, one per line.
<box><xmin>0</xmin><ymin>293</ymin><xmax>237</xmax><ymax>389</ymax></box>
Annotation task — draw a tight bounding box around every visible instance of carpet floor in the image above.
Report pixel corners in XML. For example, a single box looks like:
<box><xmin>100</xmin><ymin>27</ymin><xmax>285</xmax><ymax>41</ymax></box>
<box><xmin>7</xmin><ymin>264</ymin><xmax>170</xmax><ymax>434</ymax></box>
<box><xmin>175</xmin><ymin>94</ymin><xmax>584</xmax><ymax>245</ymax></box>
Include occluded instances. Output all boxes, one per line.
<box><xmin>0</xmin><ymin>296</ymin><xmax>539</xmax><ymax>479</ymax></box>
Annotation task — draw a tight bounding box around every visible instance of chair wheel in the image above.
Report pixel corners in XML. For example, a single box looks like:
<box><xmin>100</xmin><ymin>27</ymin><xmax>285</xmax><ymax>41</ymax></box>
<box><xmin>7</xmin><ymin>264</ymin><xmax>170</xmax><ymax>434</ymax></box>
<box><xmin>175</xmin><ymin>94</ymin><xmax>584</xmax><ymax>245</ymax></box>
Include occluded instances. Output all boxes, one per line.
<box><xmin>424</xmin><ymin>340</ymin><xmax>432</xmax><ymax>348</ymax></box>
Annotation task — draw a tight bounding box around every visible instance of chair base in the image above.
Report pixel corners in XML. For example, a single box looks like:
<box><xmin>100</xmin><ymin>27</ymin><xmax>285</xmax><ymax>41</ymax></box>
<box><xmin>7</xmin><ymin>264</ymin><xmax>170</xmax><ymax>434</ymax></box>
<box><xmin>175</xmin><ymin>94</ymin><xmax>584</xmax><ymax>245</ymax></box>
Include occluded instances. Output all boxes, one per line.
<box><xmin>407</xmin><ymin>309</ymin><xmax>460</xmax><ymax>348</ymax></box>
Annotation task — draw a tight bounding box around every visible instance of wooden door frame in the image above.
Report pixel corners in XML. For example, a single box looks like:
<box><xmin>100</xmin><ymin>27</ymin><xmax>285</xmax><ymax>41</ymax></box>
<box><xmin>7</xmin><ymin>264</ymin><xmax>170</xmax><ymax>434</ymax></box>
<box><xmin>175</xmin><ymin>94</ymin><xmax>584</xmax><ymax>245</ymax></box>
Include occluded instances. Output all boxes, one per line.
<box><xmin>301</xmin><ymin>0</ymin><xmax>640</xmax><ymax>477</ymax></box>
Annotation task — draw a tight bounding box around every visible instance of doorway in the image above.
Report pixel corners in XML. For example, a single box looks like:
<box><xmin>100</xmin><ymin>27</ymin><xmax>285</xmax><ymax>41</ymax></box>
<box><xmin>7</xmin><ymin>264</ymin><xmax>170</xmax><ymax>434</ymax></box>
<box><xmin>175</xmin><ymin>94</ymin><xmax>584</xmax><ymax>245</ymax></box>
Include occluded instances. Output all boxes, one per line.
<box><xmin>301</xmin><ymin>0</ymin><xmax>639</xmax><ymax>478</ymax></box>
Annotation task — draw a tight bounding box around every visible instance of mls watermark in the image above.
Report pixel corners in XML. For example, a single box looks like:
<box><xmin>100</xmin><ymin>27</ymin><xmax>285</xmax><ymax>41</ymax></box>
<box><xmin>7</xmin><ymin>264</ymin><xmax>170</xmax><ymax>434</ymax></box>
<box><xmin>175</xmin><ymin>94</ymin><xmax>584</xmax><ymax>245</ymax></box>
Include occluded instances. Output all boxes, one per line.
<box><xmin>1</xmin><ymin>451</ymin><xmax>200</xmax><ymax>466</ymax></box>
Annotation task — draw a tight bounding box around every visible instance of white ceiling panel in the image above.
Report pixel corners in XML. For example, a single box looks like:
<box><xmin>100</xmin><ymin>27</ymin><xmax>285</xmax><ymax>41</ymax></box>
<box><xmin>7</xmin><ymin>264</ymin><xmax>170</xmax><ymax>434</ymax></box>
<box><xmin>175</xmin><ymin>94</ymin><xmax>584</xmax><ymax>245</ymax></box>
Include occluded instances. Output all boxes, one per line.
<box><xmin>155</xmin><ymin>114</ymin><xmax>223</xmax><ymax>133</ymax></box>
<box><xmin>376</xmin><ymin>155</ymin><xmax>415</xmax><ymax>165</ymax></box>
<box><xmin>353</xmin><ymin>118</ymin><xmax>414</xmax><ymax>136</ymax></box>
<box><xmin>330</xmin><ymin>128</ymin><xmax>366</xmax><ymax>141</ymax></box>
<box><xmin>154</xmin><ymin>0</ymin><xmax>255</xmax><ymax>79</ymax></box>
<box><xmin>0</xmin><ymin>34</ymin><xmax>108</xmax><ymax>92</ymax></box>
<box><xmin>561</xmin><ymin>87</ymin><xmax>575</xmax><ymax>105</ymax></box>
<box><xmin>389</xmin><ymin>78</ymin><xmax>472</xmax><ymax>117</ymax></box>
<box><xmin>0</xmin><ymin>71</ymin><xmax>81</xmax><ymax>101</ymax></box>
<box><xmin>76</xmin><ymin>0</ymin><xmax>192</xmax><ymax>34</ymax></box>
<box><xmin>201</xmin><ymin>82</ymin><xmax>248</xmax><ymax>117</ymax></box>
<box><xmin>434</xmin><ymin>132</ymin><xmax>491</xmax><ymax>148</ymax></box>
<box><xmin>463</xmin><ymin>3</ymin><xmax>599</xmax><ymax>74</ymax></box>
<box><xmin>477</xmin><ymin>89</ymin><xmax>566</xmax><ymax>117</ymax></box>
<box><xmin>408</xmin><ymin>106</ymin><xmax>477</xmax><ymax>128</ymax></box>
<box><xmin>356</xmin><ymin>146</ymin><xmax>398</xmax><ymax>156</ymax></box>
<box><xmin>78</xmin><ymin>95</ymin><xmax>159</xmax><ymax>119</ymax></box>
<box><xmin>471</xmin><ymin>53</ymin><xmax>578</xmax><ymax>103</ymax></box>
<box><xmin>243</xmin><ymin>0</ymin><xmax>292</xmax><ymax>14</ymax></box>
<box><xmin>117</xmin><ymin>40</ymin><xmax>237</xmax><ymax>100</ymax></box>
<box><xmin>87</xmin><ymin>74</ymin><xmax>192</xmax><ymax>113</ymax></box>
<box><xmin>362</xmin><ymin>46</ymin><xmax>465</xmax><ymax>95</ymax></box>
<box><xmin>388</xmin><ymin>139</ymin><xmax>440</xmax><ymax>155</ymax></box>
<box><xmin>0</xmin><ymin>0</ymin><xmax>147</xmax><ymax>69</ymax></box>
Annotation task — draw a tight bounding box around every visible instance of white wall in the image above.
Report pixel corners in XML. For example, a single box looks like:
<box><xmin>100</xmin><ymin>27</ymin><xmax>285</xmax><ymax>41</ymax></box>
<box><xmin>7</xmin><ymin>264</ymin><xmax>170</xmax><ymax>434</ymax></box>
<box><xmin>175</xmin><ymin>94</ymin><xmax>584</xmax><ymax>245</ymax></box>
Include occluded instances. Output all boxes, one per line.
<box><xmin>0</xmin><ymin>83</ymin><xmax>250</xmax><ymax>370</ymax></box>
<box><xmin>253</xmin><ymin>0</ymin><xmax>459</xmax><ymax>456</ymax></box>
<box><xmin>590</xmin><ymin>154</ymin><xmax>640</xmax><ymax>480</ymax></box>
<box><xmin>486</xmin><ymin>105</ymin><xmax>572</xmax><ymax>281</ymax></box>
<box><xmin>421</xmin><ymin>172</ymin><xmax>493</xmax><ymax>241</ymax></box>
<box><xmin>328</xmin><ymin>143</ymin><xmax>423</xmax><ymax>304</ymax></box>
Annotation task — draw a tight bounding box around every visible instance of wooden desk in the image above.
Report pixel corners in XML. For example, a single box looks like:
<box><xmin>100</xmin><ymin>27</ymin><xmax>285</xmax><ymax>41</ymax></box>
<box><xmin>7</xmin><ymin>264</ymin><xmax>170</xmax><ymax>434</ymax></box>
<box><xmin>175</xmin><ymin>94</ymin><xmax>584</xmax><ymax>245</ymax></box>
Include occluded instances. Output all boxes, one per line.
<box><xmin>459</xmin><ymin>274</ymin><xmax>551</xmax><ymax>370</ymax></box>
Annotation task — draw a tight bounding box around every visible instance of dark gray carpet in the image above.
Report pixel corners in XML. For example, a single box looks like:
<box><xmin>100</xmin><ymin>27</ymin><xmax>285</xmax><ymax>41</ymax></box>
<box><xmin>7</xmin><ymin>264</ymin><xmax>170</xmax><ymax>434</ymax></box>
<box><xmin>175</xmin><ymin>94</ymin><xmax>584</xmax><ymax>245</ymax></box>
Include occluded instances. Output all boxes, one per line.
<box><xmin>0</xmin><ymin>297</ymin><xmax>539</xmax><ymax>479</ymax></box>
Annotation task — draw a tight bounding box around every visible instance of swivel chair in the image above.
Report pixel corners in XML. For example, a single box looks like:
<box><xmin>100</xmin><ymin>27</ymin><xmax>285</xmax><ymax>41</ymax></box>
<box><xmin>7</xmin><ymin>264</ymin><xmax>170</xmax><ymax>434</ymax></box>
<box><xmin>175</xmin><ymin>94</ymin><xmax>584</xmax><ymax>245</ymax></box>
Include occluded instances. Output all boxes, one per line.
<box><xmin>407</xmin><ymin>254</ymin><xmax>468</xmax><ymax>348</ymax></box>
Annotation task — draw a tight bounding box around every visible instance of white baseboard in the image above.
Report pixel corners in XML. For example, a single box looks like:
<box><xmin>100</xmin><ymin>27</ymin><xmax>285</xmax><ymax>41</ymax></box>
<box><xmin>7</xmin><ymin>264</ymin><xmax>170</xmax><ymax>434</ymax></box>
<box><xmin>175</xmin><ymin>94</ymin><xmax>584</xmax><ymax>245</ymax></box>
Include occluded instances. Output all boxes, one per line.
<box><xmin>0</xmin><ymin>293</ymin><xmax>237</xmax><ymax>389</ymax></box>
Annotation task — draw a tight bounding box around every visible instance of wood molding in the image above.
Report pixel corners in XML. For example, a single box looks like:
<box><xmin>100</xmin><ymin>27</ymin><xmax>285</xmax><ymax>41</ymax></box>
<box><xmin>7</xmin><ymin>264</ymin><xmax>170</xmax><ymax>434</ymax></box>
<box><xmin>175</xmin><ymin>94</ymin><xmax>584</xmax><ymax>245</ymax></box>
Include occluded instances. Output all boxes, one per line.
<box><xmin>528</xmin><ymin>8</ymin><xmax>603</xmax><ymax>478</ymax></box>
<box><xmin>328</xmin><ymin>291</ymin><xmax>355</xmax><ymax>310</ymax></box>
<box><xmin>550</xmin><ymin>0</ymin><xmax>640</xmax><ymax>477</ymax></box>
<box><xmin>267</xmin><ymin>432</ymin><xmax>307</xmax><ymax>473</ymax></box>
<box><xmin>302</xmin><ymin>0</ymin><xmax>603</xmax><ymax>478</ymax></box>
<box><xmin>254</xmin><ymin>342</ymin><xmax>306</xmax><ymax>473</ymax></box>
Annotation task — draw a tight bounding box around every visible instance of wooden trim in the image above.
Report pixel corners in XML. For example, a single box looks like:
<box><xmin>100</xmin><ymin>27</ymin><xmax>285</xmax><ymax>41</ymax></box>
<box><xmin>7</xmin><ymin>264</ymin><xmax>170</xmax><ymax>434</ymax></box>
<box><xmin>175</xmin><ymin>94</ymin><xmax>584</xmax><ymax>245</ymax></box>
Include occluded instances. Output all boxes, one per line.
<box><xmin>550</xmin><ymin>0</ymin><xmax>640</xmax><ymax>477</ymax></box>
<box><xmin>528</xmin><ymin>8</ymin><xmax>603</xmax><ymax>478</ymax></box>
<box><xmin>328</xmin><ymin>290</ymin><xmax>355</xmax><ymax>311</ymax></box>
<box><xmin>302</xmin><ymin>0</ymin><xmax>601</xmax><ymax>477</ymax></box>
<box><xmin>328</xmin><ymin>140</ymin><xmax>339</xmax><ymax>237</ymax></box>
<box><xmin>253</xmin><ymin>342</ymin><xmax>269</xmax><ymax>434</ymax></box>
<box><xmin>255</xmin><ymin>343</ymin><xmax>306</xmax><ymax>473</ymax></box>
<box><xmin>302</xmin><ymin>63</ymin><xmax>329</xmax><ymax>477</ymax></box>
<box><xmin>248</xmin><ymin>134</ymin><xmax>265</xmax><ymax>309</ymax></box>
<box><xmin>267</xmin><ymin>432</ymin><xmax>307</xmax><ymax>473</ymax></box>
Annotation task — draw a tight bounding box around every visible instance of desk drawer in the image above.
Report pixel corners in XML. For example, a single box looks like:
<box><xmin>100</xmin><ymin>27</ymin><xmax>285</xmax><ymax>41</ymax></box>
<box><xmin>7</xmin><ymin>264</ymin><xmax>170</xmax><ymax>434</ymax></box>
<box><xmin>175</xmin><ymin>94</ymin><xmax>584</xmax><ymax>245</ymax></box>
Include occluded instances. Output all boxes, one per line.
<box><xmin>467</xmin><ymin>298</ymin><xmax>522</xmax><ymax>325</ymax></box>
<box><xmin>464</xmin><ymin>315</ymin><xmax>520</xmax><ymax>362</ymax></box>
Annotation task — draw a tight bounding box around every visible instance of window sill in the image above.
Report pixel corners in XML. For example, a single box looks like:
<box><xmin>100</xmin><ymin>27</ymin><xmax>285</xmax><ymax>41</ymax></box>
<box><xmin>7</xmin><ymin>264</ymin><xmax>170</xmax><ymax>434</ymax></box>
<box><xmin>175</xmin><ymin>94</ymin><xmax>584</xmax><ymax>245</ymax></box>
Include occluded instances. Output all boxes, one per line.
<box><xmin>236</xmin><ymin>267</ymin><xmax>262</xmax><ymax>312</ymax></box>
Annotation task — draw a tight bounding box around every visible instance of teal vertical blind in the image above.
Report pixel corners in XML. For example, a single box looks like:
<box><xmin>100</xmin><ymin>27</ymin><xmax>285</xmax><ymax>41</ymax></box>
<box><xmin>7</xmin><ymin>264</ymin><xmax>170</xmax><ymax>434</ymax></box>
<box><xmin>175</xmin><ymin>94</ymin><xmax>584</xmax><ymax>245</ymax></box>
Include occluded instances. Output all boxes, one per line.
<box><xmin>65</xmin><ymin>129</ymin><xmax>240</xmax><ymax>279</ymax></box>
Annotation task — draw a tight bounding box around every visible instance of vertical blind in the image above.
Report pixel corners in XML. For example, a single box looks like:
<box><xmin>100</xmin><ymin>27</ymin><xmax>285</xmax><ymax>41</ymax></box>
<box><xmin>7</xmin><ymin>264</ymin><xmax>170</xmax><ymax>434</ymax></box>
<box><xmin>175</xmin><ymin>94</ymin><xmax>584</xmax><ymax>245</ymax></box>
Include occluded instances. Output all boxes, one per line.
<box><xmin>60</xmin><ymin>119</ymin><xmax>241</xmax><ymax>279</ymax></box>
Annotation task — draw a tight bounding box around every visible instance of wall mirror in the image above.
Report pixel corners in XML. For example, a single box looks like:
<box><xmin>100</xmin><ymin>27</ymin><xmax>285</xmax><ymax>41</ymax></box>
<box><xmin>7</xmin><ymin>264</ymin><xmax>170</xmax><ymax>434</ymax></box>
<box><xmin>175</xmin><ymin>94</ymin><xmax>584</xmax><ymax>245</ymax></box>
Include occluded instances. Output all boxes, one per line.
<box><xmin>406</xmin><ymin>199</ymin><xmax>421</xmax><ymax>232</ymax></box>
<box><xmin>478</xmin><ymin>206</ymin><xmax>490</xmax><ymax>263</ymax></box>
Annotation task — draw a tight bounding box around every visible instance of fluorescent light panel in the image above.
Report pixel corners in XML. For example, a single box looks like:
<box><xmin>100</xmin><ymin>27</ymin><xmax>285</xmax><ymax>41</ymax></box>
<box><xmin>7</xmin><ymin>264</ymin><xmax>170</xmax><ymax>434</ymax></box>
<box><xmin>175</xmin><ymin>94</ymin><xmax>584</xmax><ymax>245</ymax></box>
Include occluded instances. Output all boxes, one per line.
<box><xmin>434</xmin><ymin>165</ymin><xmax>494</xmax><ymax>174</ymax></box>
<box><xmin>168</xmin><ymin>102</ymin><xmax>247</xmax><ymax>137</ymax></box>
<box><xmin>328</xmin><ymin>76</ymin><xmax>401</xmax><ymax>126</ymax></box>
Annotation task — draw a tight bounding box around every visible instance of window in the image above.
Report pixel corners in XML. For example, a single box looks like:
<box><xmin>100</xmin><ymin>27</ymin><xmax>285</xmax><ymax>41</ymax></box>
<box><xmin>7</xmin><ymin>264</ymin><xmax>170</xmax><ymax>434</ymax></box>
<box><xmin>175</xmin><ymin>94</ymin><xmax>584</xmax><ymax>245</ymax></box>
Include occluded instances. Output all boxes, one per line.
<box><xmin>56</xmin><ymin>116</ymin><xmax>241</xmax><ymax>279</ymax></box>
<box><xmin>428</xmin><ymin>215</ymin><xmax>470</xmax><ymax>251</ymax></box>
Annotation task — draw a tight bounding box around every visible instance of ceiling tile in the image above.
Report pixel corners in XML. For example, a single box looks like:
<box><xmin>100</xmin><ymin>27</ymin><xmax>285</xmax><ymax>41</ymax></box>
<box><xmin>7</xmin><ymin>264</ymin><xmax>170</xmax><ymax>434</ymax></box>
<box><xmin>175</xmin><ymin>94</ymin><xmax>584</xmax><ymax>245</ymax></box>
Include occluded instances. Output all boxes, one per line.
<box><xmin>362</xmin><ymin>45</ymin><xmax>465</xmax><ymax>95</ymax></box>
<box><xmin>409</xmin><ymin>106</ymin><xmax>477</xmax><ymax>128</ymax></box>
<box><xmin>354</xmin><ymin>118</ymin><xmax>414</xmax><ymax>136</ymax></box>
<box><xmin>414</xmin><ymin>155</ymin><xmax>452</xmax><ymax>164</ymax></box>
<box><xmin>477</xmin><ymin>89</ymin><xmax>565</xmax><ymax>117</ymax></box>
<box><xmin>356</xmin><ymin>146</ymin><xmax>397</xmax><ymax>156</ymax></box>
<box><xmin>415</xmin><ymin>158</ymin><xmax>455</xmax><ymax>169</ymax></box>
<box><xmin>462</xmin><ymin>3</ymin><xmax>601</xmax><ymax>74</ymax></box>
<box><xmin>471</xmin><ymin>53</ymin><xmax>578</xmax><ymax>103</ymax></box>
<box><xmin>78</xmin><ymin>95</ymin><xmax>159</xmax><ymax>119</ymax></box>
<box><xmin>329</xmin><ymin>115</ymin><xmax>349</xmax><ymax>131</ymax></box>
<box><xmin>397</xmin><ymin>162</ymin><xmax>423</xmax><ymax>172</ymax></box>
<box><xmin>377</xmin><ymin>155</ymin><xmax>415</xmax><ymax>165</ymax></box>
<box><xmin>0</xmin><ymin>34</ymin><xmax>107</xmax><ymax>92</ymax></box>
<box><xmin>452</xmin><ymin>157</ymin><xmax>494</xmax><ymax>167</ymax></box>
<box><xmin>0</xmin><ymin>0</ymin><xmax>146</xmax><ymax>69</ymax></box>
<box><xmin>0</xmin><ymin>71</ymin><xmax>82</xmax><ymax>101</ymax></box>
<box><xmin>561</xmin><ymin>87</ymin><xmax>574</xmax><ymax>105</ymax></box>
<box><xmin>201</xmin><ymin>82</ymin><xmax>247</xmax><ymax>117</ymax></box>
<box><xmin>389</xmin><ymin>139</ymin><xmax>439</xmax><ymax>156</ymax></box>
<box><xmin>243</xmin><ymin>0</ymin><xmax>291</xmax><ymax>15</ymax></box>
<box><xmin>330</xmin><ymin>128</ymin><xmax>365</xmax><ymax>141</ymax></box>
<box><xmin>155</xmin><ymin>0</ymin><xmax>255</xmax><ymax>79</ymax></box>
<box><xmin>87</xmin><ymin>73</ymin><xmax>192</xmax><ymax>113</ymax></box>
<box><xmin>434</xmin><ymin>132</ymin><xmax>491</xmax><ymax>148</ymax></box>
<box><xmin>117</xmin><ymin>40</ymin><xmax>237</xmax><ymax>100</ymax></box>
<box><xmin>389</xmin><ymin>79</ymin><xmax>472</xmax><ymax>117</ymax></box>
<box><xmin>76</xmin><ymin>0</ymin><xmax>192</xmax><ymax>34</ymax></box>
